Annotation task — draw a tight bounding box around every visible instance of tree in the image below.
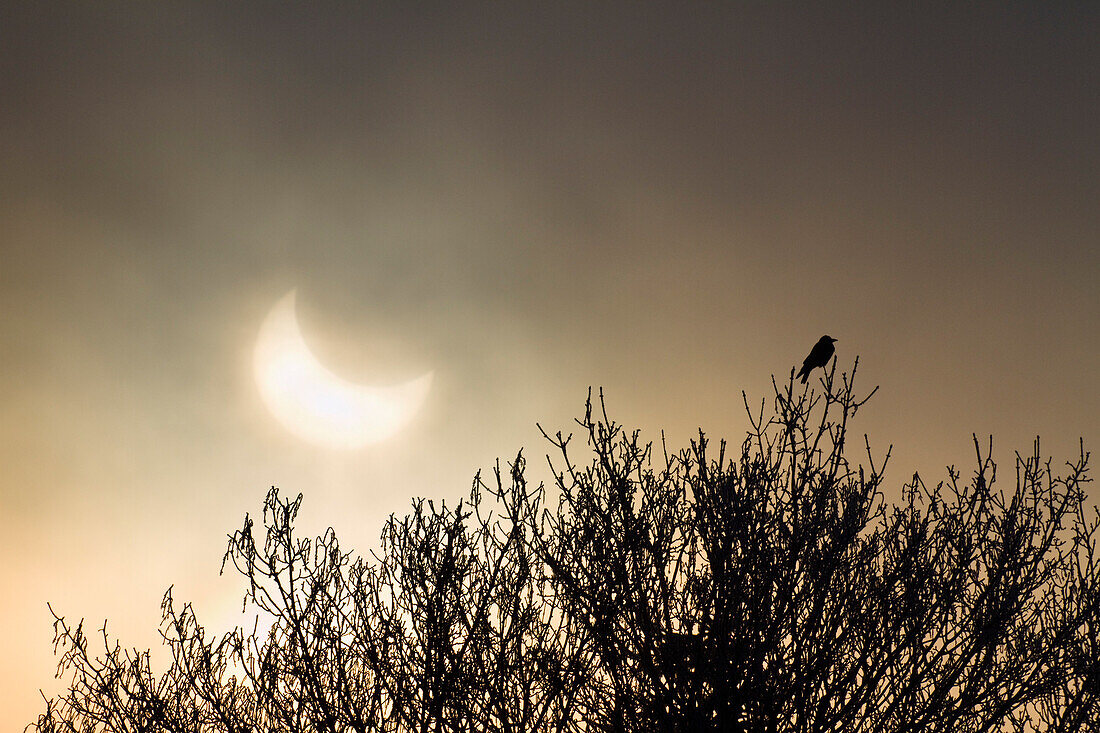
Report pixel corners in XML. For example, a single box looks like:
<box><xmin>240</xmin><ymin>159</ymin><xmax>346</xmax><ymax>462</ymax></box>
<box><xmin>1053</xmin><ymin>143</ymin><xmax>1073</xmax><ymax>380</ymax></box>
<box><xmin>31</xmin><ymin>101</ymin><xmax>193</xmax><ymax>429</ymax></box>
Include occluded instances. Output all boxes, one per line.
<box><xmin>31</xmin><ymin>362</ymin><xmax>1100</xmax><ymax>732</ymax></box>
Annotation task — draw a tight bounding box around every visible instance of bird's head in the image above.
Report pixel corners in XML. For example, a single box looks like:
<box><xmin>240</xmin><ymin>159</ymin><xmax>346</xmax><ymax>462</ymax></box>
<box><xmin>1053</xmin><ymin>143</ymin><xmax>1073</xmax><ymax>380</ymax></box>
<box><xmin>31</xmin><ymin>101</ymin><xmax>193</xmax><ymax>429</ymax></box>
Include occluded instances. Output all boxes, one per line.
<box><xmin>822</xmin><ymin>335</ymin><xmax>837</xmax><ymax>343</ymax></box>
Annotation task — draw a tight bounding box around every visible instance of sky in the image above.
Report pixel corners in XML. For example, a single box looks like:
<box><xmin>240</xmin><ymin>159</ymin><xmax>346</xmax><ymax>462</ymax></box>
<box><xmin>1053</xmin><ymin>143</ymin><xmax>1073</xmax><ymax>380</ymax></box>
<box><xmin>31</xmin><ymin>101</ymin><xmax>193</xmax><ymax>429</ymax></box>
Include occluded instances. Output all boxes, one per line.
<box><xmin>2</xmin><ymin>2</ymin><xmax>1098</xmax><ymax>726</ymax></box>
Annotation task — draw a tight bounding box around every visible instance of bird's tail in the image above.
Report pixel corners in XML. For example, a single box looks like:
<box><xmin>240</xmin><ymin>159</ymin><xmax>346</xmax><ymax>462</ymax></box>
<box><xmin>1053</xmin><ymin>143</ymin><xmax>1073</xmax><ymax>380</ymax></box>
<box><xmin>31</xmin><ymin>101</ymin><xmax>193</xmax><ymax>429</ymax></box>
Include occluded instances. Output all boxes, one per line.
<box><xmin>799</xmin><ymin>371</ymin><xmax>809</xmax><ymax>384</ymax></box>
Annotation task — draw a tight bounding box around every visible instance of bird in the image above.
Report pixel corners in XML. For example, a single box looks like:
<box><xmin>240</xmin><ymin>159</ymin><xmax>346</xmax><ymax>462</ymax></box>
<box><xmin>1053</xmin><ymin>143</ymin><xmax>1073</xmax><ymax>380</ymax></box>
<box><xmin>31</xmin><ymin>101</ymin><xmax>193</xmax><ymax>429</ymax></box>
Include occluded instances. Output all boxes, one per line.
<box><xmin>796</xmin><ymin>335</ymin><xmax>837</xmax><ymax>384</ymax></box>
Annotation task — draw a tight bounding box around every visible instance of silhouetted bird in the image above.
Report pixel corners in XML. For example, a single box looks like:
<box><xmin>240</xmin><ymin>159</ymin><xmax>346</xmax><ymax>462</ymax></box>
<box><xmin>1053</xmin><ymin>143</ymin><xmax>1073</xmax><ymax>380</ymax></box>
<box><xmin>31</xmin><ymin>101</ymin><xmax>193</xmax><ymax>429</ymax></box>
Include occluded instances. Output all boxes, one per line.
<box><xmin>797</xmin><ymin>335</ymin><xmax>837</xmax><ymax>384</ymax></box>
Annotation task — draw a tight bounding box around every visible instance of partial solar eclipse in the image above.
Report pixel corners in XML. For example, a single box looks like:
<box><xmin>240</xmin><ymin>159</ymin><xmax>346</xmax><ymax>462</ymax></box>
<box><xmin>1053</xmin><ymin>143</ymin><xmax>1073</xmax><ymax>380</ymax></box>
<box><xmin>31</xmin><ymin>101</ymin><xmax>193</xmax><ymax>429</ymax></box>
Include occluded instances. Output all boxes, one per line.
<box><xmin>253</xmin><ymin>290</ymin><xmax>432</xmax><ymax>449</ymax></box>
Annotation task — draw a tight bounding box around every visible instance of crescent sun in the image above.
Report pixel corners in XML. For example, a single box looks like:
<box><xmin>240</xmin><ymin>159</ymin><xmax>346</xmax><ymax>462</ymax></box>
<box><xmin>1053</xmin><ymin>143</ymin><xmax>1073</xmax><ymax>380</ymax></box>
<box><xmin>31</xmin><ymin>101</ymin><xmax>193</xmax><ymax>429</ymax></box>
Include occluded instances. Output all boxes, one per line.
<box><xmin>253</xmin><ymin>289</ymin><xmax>432</xmax><ymax>449</ymax></box>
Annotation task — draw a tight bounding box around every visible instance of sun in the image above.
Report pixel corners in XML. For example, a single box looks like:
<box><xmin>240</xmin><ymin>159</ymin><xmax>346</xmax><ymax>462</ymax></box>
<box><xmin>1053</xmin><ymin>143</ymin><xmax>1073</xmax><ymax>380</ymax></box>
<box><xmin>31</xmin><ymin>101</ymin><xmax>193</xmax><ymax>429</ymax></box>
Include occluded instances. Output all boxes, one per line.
<box><xmin>253</xmin><ymin>290</ymin><xmax>432</xmax><ymax>449</ymax></box>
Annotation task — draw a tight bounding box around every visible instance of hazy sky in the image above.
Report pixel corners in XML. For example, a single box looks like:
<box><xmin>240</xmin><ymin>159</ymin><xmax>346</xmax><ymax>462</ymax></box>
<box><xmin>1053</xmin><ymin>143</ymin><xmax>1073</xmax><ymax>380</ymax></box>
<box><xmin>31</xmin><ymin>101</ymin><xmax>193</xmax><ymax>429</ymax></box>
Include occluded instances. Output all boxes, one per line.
<box><xmin>2</xmin><ymin>3</ymin><xmax>1098</xmax><ymax>726</ymax></box>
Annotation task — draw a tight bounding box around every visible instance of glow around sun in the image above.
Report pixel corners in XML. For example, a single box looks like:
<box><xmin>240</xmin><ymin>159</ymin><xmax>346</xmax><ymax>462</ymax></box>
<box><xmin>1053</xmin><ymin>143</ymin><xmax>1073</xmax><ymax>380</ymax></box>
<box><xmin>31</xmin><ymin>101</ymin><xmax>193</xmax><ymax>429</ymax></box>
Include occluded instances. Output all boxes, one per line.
<box><xmin>253</xmin><ymin>290</ymin><xmax>432</xmax><ymax>449</ymax></box>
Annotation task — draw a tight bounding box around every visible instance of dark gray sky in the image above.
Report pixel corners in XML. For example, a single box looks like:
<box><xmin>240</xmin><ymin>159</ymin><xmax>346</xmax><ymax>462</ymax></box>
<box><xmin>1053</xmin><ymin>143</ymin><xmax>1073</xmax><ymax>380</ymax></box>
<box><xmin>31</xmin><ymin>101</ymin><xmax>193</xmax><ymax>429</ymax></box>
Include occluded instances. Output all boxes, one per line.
<box><xmin>2</xmin><ymin>3</ymin><xmax>1098</xmax><ymax>724</ymax></box>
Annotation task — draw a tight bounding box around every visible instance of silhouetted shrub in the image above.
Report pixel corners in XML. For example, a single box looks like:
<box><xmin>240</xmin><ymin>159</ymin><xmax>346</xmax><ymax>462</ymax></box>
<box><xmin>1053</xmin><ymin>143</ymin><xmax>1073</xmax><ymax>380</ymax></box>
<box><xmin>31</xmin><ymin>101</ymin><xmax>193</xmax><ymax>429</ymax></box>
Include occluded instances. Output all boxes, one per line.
<box><xmin>32</xmin><ymin>363</ymin><xmax>1100</xmax><ymax>732</ymax></box>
